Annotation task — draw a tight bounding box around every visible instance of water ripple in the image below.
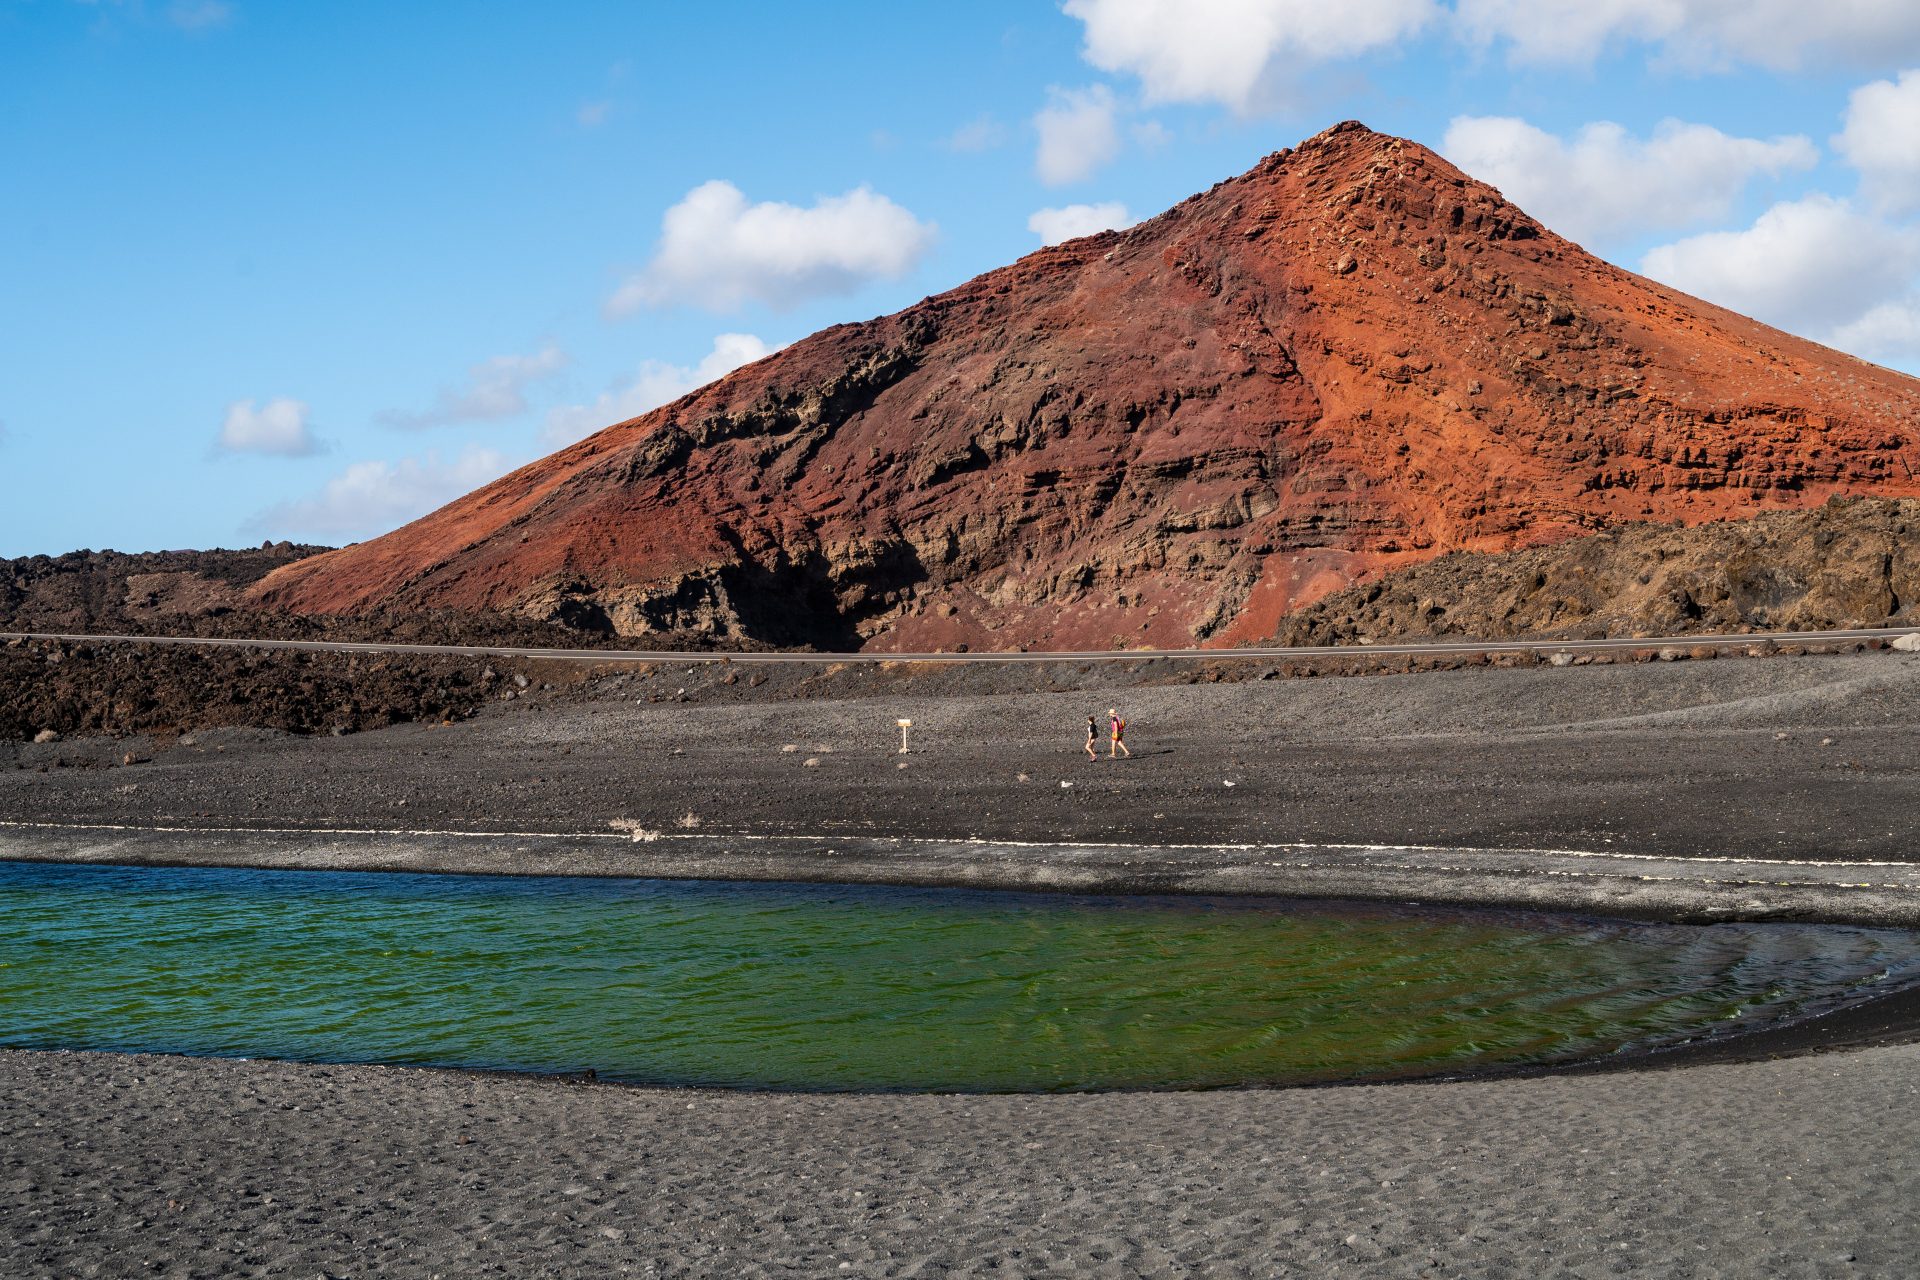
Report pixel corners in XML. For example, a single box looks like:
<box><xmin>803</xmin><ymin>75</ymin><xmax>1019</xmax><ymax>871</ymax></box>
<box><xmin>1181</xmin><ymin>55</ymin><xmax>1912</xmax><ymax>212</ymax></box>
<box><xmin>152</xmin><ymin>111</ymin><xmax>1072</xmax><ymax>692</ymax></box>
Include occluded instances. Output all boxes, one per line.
<box><xmin>0</xmin><ymin>861</ymin><xmax>1915</xmax><ymax>1092</ymax></box>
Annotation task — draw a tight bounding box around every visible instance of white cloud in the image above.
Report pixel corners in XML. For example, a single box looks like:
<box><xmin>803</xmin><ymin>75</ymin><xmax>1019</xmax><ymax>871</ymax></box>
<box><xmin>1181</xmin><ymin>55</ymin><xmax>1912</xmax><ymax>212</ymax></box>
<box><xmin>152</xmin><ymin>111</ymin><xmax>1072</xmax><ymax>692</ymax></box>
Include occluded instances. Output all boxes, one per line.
<box><xmin>251</xmin><ymin>446</ymin><xmax>514</xmax><ymax>542</ymax></box>
<box><xmin>1642</xmin><ymin>194</ymin><xmax>1920</xmax><ymax>339</ymax></box>
<box><xmin>1442</xmin><ymin>115</ymin><xmax>1816</xmax><ymax>244</ymax></box>
<box><xmin>1455</xmin><ymin>0</ymin><xmax>1920</xmax><ymax>70</ymax></box>
<box><xmin>1028</xmin><ymin>202</ymin><xmax>1136</xmax><ymax>245</ymax></box>
<box><xmin>1033</xmin><ymin>84</ymin><xmax>1123</xmax><ymax>185</ymax></box>
<box><xmin>606</xmin><ymin>181</ymin><xmax>936</xmax><ymax>314</ymax></box>
<box><xmin>381</xmin><ymin>344</ymin><xmax>568</xmax><ymax>429</ymax></box>
<box><xmin>1455</xmin><ymin>0</ymin><xmax>1683</xmax><ymax>65</ymax></box>
<box><xmin>947</xmin><ymin>115</ymin><xmax>1006</xmax><ymax>152</ymax></box>
<box><xmin>218</xmin><ymin>397</ymin><xmax>321</xmax><ymax>457</ymax></box>
<box><xmin>1064</xmin><ymin>0</ymin><xmax>1438</xmax><ymax>112</ymax></box>
<box><xmin>1066</xmin><ymin>1</ymin><xmax>1920</xmax><ymax>97</ymax></box>
<box><xmin>1831</xmin><ymin>301</ymin><xmax>1920</xmax><ymax>360</ymax></box>
<box><xmin>577</xmin><ymin>100</ymin><xmax>611</xmax><ymax>128</ymax></box>
<box><xmin>543</xmin><ymin>333</ymin><xmax>776</xmax><ymax>447</ymax></box>
<box><xmin>1836</xmin><ymin>69</ymin><xmax>1920</xmax><ymax>214</ymax></box>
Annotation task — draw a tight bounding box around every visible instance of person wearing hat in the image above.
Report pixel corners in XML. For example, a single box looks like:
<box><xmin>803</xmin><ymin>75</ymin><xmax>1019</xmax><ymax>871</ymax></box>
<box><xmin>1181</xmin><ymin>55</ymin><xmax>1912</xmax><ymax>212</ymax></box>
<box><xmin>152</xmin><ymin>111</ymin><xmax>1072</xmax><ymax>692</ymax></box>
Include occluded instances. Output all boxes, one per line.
<box><xmin>1108</xmin><ymin>708</ymin><xmax>1131</xmax><ymax>759</ymax></box>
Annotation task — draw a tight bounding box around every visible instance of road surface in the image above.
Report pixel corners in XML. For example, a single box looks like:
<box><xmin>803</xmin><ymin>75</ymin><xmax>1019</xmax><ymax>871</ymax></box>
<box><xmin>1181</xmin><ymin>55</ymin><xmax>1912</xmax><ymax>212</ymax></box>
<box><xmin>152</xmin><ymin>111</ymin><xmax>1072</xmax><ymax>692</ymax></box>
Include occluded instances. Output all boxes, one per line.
<box><xmin>3</xmin><ymin>625</ymin><xmax>1914</xmax><ymax>665</ymax></box>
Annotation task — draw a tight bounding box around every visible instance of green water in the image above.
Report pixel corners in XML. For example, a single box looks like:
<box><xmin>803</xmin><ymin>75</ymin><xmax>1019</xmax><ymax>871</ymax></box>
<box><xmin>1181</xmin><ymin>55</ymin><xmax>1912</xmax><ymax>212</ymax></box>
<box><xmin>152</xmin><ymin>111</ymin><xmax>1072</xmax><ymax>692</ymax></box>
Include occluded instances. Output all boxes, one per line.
<box><xmin>1</xmin><ymin>861</ymin><xmax>1914</xmax><ymax>1092</ymax></box>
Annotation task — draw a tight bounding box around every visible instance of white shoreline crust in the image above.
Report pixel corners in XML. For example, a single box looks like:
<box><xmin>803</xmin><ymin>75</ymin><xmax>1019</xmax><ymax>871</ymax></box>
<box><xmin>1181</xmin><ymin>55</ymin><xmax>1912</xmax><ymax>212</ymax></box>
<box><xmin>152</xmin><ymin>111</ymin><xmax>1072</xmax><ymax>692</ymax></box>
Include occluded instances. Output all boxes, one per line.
<box><xmin>7</xmin><ymin>820</ymin><xmax>1920</xmax><ymax>926</ymax></box>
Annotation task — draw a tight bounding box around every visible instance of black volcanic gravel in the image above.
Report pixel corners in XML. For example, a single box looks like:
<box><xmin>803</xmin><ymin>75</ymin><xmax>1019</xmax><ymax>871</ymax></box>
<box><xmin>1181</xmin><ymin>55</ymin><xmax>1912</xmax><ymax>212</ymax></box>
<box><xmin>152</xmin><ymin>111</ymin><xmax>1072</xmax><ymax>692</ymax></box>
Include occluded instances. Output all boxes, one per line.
<box><xmin>5</xmin><ymin>649</ymin><xmax>1917</xmax><ymax>863</ymax></box>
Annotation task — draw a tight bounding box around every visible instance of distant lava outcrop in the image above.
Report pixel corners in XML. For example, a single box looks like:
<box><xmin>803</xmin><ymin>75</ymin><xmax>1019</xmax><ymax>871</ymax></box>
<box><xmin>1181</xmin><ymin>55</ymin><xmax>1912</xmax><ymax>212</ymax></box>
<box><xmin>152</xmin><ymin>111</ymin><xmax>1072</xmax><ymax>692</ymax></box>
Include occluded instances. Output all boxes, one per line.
<box><xmin>254</xmin><ymin>122</ymin><xmax>1920</xmax><ymax>650</ymax></box>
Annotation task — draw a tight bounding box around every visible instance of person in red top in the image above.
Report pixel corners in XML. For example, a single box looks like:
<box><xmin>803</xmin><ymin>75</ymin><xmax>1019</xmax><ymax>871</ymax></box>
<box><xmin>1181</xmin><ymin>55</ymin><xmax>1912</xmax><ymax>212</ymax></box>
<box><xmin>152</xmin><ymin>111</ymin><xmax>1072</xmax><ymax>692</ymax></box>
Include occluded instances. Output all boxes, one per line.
<box><xmin>1108</xmin><ymin>708</ymin><xmax>1131</xmax><ymax>759</ymax></box>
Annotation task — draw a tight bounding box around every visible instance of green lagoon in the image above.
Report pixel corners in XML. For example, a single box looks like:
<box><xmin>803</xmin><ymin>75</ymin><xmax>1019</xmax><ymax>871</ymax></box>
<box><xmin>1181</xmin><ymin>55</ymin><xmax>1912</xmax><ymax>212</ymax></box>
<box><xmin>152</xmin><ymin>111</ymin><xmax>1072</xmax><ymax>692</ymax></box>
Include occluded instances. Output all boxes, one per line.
<box><xmin>2</xmin><ymin>860</ymin><xmax>1913</xmax><ymax>1091</ymax></box>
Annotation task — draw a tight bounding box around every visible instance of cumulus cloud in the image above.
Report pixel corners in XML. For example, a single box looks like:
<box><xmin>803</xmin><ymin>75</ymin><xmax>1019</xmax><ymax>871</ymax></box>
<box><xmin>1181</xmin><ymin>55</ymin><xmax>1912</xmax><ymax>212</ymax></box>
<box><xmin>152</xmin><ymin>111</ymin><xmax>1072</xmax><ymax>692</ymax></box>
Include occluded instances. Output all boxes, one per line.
<box><xmin>1831</xmin><ymin>301</ymin><xmax>1920</xmax><ymax>360</ymax></box>
<box><xmin>1455</xmin><ymin>0</ymin><xmax>1920</xmax><ymax>70</ymax></box>
<box><xmin>1028</xmin><ymin>202</ymin><xmax>1136</xmax><ymax>245</ymax></box>
<box><xmin>1836</xmin><ymin>69</ymin><xmax>1920</xmax><ymax>214</ymax></box>
<box><xmin>606</xmin><ymin>181</ymin><xmax>936</xmax><ymax>314</ymax></box>
<box><xmin>1033</xmin><ymin>84</ymin><xmax>1123</xmax><ymax>185</ymax></box>
<box><xmin>543</xmin><ymin>333</ymin><xmax>776</xmax><ymax>447</ymax></box>
<box><xmin>1642</xmin><ymin>194</ymin><xmax>1920</xmax><ymax>341</ymax></box>
<box><xmin>1065</xmin><ymin>1</ymin><xmax>1920</xmax><ymax>99</ymax></box>
<box><xmin>1442</xmin><ymin>115</ymin><xmax>1817</xmax><ymax>244</ymax></box>
<box><xmin>381</xmin><ymin>344</ymin><xmax>568</xmax><ymax>429</ymax></box>
<box><xmin>218</xmin><ymin>397</ymin><xmax>321</xmax><ymax>457</ymax></box>
<box><xmin>251</xmin><ymin>446</ymin><xmax>514</xmax><ymax>542</ymax></box>
<box><xmin>1064</xmin><ymin>0</ymin><xmax>1438</xmax><ymax>112</ymax></box>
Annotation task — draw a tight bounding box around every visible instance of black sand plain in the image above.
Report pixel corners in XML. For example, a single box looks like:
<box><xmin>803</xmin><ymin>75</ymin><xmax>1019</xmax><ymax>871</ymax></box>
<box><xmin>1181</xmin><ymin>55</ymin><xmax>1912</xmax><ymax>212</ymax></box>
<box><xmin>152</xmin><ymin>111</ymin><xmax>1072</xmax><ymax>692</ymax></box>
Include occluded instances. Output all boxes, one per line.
<box><xmin>4</xmin><ymin>647</ymin><xmax>1920</xmax><ymax>1275</ymax></box>
<box><xmin>6</xmin><ymin>646</ymin><xmax>1918</xmax><ymax>860</ymax></box>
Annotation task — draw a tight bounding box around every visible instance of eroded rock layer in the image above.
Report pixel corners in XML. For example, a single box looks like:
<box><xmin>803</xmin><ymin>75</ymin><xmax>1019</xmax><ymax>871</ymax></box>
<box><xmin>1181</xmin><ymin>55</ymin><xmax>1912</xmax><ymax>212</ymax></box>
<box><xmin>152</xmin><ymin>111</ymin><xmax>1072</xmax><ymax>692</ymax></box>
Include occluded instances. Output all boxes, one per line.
<box><xmin>1277</xmin><ymin>497</ymin><xmax>1920</xmax><ymax>645</ymax></box>
<box><xmin>254</xmin><ymin>122</ymin><xmax>1920</xmax><ymax>650</ymax></box>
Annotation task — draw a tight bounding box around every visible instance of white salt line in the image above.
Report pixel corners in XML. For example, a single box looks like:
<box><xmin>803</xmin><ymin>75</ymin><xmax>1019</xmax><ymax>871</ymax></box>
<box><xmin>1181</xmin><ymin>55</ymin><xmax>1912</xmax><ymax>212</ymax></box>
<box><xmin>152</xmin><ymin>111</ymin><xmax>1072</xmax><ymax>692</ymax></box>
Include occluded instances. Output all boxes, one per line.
<box><xmin>1</xmin><ymin>819</ymin><xmax>1915</xmax><ymax>877</ymax></box>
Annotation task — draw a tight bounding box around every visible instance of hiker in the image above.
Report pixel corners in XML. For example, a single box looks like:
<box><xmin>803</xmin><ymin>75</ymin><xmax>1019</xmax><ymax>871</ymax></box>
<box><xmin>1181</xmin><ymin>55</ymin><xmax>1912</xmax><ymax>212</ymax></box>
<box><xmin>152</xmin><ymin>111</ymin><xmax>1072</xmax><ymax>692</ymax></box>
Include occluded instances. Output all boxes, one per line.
<box><xmin>1085</xmin><ymin>715</ymin><xmax>1099</xmax><ymax>760</ymax></box>
<box><xmin>1108</xmin><ymin>707</ymin><xmax>1131</xmax><ymax>759</ymax></box>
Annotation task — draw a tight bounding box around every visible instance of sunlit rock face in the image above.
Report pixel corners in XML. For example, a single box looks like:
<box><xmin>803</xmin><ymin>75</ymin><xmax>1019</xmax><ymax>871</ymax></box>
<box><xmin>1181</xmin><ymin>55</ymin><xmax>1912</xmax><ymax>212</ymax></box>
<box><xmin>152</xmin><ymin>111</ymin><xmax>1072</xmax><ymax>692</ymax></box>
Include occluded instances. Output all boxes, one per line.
<box><xmin>254</xmin><ymin>122</ymin><xmax>1920</xmax><ymax>651</ymax></box>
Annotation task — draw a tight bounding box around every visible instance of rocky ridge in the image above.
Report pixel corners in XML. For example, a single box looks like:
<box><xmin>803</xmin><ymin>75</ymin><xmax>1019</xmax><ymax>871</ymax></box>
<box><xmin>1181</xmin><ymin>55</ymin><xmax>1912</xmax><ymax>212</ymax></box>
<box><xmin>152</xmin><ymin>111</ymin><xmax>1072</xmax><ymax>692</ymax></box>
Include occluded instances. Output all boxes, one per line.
<box><xmin>0</xmin><ymin>546</ymin><xmax>721</xmax><ymax>741</ymax></box>
<box><xmin>233</xmin><ymin>122</ymin><xmax>1920</xmax><ymax>649</ymax></box>
<box><xmin>1279</xmin><ymin>497</ymin><xmax>1920</xmax><ymax>645</ymax></box>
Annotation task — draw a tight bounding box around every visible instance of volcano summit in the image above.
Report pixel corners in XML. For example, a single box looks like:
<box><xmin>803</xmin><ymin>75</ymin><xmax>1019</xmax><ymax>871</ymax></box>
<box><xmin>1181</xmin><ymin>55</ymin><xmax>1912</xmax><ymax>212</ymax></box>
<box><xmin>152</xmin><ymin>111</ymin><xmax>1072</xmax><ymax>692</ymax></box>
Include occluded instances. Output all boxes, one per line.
<box><xmin>255</xmin><ymin>122</ymin><xmax>1920</xmax><ymax>651</ymax></box>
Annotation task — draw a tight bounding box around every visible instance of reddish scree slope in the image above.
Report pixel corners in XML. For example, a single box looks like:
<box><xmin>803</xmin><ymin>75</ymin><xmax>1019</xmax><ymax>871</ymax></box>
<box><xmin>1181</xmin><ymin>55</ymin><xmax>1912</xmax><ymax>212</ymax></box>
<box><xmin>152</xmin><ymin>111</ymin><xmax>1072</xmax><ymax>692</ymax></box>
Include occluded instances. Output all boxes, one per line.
<box><xmin>255</xmin><ymin>122</ymin><xmax>1920</xmax><ymax>650</ymax></box>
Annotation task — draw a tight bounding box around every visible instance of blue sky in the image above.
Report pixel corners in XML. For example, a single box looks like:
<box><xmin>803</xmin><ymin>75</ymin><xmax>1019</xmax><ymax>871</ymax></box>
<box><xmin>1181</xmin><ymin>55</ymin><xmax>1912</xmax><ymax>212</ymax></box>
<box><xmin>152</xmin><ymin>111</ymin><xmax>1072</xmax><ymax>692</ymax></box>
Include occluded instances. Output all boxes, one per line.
<box><xmin>5</xmin><ymin>0</ymin><xmax>1920</xmax><ymax>557</ymax></box>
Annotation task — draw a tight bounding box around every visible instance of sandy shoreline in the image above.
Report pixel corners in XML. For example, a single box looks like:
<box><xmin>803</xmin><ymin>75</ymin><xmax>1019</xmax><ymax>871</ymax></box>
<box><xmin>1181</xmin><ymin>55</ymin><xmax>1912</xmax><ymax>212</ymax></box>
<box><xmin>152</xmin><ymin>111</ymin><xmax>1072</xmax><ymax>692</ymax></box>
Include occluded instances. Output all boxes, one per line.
<box><xmin>7</xmin><ymin>651</ymin><xmax>1919</xmax><ymax>860</ymax></box>
<box><xmin>6</xmin><ymin>650</ymin><xmax>1920</xmax><ymax>927</ymax></box>
<box><xmin>8</xmin><ymin>821</ymin><xmax>1920</xmax><ymax>927</ymax></box>
<box><xmin>7</xmin><ymin>653</ymin><xmax>1920</xmax><ymax>1273</ymax></box>
<box><xmin>5</xmin><ymin>1042</ymin><xmax>1917</xmax><ymax>1277</ymax></box>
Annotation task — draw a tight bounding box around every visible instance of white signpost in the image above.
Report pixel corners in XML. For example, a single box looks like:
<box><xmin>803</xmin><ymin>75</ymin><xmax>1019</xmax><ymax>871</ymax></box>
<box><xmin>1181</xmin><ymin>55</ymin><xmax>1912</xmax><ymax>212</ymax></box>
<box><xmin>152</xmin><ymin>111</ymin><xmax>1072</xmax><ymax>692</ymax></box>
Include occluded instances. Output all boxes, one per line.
<box><xmin>896</xmin><ymin>718</ymin><xmax>913</xmax><ymax>754</ymax></box>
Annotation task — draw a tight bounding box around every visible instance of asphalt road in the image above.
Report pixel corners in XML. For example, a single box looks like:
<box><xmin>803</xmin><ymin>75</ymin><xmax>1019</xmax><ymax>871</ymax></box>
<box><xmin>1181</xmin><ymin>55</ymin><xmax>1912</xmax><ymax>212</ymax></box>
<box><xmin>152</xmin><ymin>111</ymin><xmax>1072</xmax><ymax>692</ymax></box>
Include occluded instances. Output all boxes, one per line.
<box><xmin>4</xmin><ymin>624</ymin><xmax>1916</xmax><ymax>665</ymax></box>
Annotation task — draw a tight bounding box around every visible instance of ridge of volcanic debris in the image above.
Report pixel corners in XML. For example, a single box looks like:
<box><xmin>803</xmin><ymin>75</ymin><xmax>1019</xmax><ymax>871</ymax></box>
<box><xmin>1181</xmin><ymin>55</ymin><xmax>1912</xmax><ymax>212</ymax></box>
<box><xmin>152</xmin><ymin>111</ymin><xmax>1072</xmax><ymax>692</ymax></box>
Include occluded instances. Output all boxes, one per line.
<box><xmin>244</xmin><ymin>120</ymin><xmax>1920</xmax><ymax>654</ymax></box>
